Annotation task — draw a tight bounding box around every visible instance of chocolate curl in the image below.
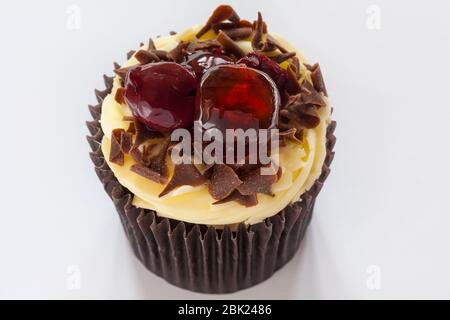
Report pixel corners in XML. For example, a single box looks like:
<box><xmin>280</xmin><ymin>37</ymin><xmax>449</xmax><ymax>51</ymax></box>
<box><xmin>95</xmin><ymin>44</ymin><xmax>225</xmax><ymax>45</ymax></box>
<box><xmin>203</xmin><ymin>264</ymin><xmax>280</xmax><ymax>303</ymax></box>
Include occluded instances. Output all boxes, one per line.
<box><xmin>251</xmin><ymin>12</ymin><xmax>265</xmax><ymax>51</ymax></box>
<box><xmin>309</xmin><ymin>63</ymin><xmax>328</xmax><ymax>96</ymax></box>
<box><xmin>265</xmin><ymin>34</ymin><xmax>288</xmax><ymax>53</ymax></box>
<box><xmin>237</xmin><ymin>167</ymin><xmax>278</xmax><ymax>196</ymax></box>
<box><xmin>135</xmin><ymin>50</ymin><xmax>160</xmax><ymax>64</ymax></box>
<box><xmin>221</xmin><ymin>27</ymin><xmax>252</xmax><ymax>40</ymax></box>
<box><xmin>147</xmin><ymin>37</ymin><xmax>156</xmax><ymax>50</ymax></box>
<box><xmin>131</xmin><ymin>164</ymin><xmax>167</xmax><ymax>184</ymax></box>
<box><xmin>281</xmin><ymin>95</ymin><xmax>321</xmax><ymax>129</ymax></box>
<box><xmin>271</xmin><ymin>52</ymin><xmax>296</xmax><ymax>64</ymax></box>
<box><xmin>289</xmin><ymin>56</ymin><xmax>301</xmax><ymax>79</ymax></box>
<box><xmin>167</xmin><ymin>41</ymin><xmax>189</xmax><ymax>63</ymax></box>
<box><xmin>109</xmin><ymin>129</ymin><xmax>125</xmax><ymax>165</ymax></box>
<box><xmin>159</xmin><ymin>164</ymin><xmax>207</xmax><ymax>197</ymax></box>
<box><xmin>285</xmin><ymin>64</ymin><xmax>302</xmax><ymax>95</ymax></box>
<box><xmin>120</xmin><ymin>131</ymin><xmax>133</xmax><ymax>153</ymax></box>
<box><xmin>213</xmin><ymin>190</ymin><xmax>258</xmax><ymax>207</ymax></box>
<box><xmin>216</xmin><ymin>30</ymin><xmax>245</xmax><ymax>58</ymax></box>
<box><xmin>208</xmin><ymin>164</ymin><xmax>243</xmax><ymax>200</ymax></box>
<box><xmin>196</xmin><ymin>5</ymin><xmax>240</xmax><ymax>38</ymax></box>
<box><xmin>187</xmin><ymin>39</ymin><xmax>222</xmax><ymax>52</ymax></box>
<box><xmin>147</xmin><ymin>138</ymin><xmax>171</xmax><ymax>178</ymax></box>
<box><xmin>300</xmin><ymin>81</ymin><xmax>327</xmax><ymax>107</ymax></box>
<box><xmin>114</xmin><ymin>65</ymin><xmax>134</xmax><ymax>80</ymax></box>
<box><xmin>114</xmin><ymin>87</ymin><xmax>125</xmax><ymax>104</ymax></box>
<box><xmin>277</xmin><ymin>127</ymin><xmax>302</xmax><ymax>143</ymax></box>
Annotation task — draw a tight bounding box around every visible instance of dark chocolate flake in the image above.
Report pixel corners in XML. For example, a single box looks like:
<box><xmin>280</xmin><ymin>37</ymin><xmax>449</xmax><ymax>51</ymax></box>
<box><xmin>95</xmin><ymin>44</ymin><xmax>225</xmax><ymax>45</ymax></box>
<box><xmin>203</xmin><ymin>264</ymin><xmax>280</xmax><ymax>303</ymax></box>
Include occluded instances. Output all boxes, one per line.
<box><xmin>196</xmin><ymin>4</ymin><xmax>241</xmax><ymax>38</ymax></box>
<box><xmin>114</xmin><ymin>87</ymin><xmax>125</xmax><ymax>104</ymax></box>
<box><xmin>147</xmin><ymin>37</ymin><xmax>156</xmax><ymax>50</ymax></box>
<box><xmin>310</xmin><ymin>63</ymin><xmax>328</xmax><ymax>96</ymax></box>
<box><xmin>109</xmin><ymin>129</ymin><xmax>125</xmax><ymax>165</ymax></box>
<box><xmin>222</xmin><ymin>27</ymin><xmax>252</xmax><ymax>40</ymax></box>
<box><xmin>217</xmin><ymin>31</ymin><xmax>245</xmax><ymax>58</ymax></box>
<box><xmin>213</xmin><ymin>190</ymin><xmax>258</xmax><ymax>207</ymax></box>
<box><xmin>237</xmin><ymin>167</ymin><xmax>277</xmax><ymax>196</ymax></box>
<box><xmin>159</xmin><ymin>164</ymin><xmax>207</xmax><ymax>197</ymax></box>
<box><xmin>265</xmin><ymin>34</ymin><xmax>288</xmax><ymax>53</ymax></box>
<box><xmin>208</xmin><ymin>164</ymin><xmax>243</xmax><ymax>200</ymax></box>
<box><xmin>167</xmin><ymin>41</ymin><xmax>189</xmax><ymax>63</ymax></box>
<box><xmin>135</xmin><ymin>49</ymin><xmax>160</xmax><ymax>64</ymax></box>
<box><xmin>271</xmin><ymin>52</ymin><xmax>296</xmax><ymax>64</ymax></box>
<box><xmin>131</xmin><ymin>164</ymin><xmax>167</xmax><ymax>184</ymax></box>
<box><xmin>251</xmin><ymin>12</ymin><xmax>265</xmax><ymax>51</ymax></box>
<box><xmin>120</xmin><ymin>131</ymin><xmax>133</xmax><ymax>154</ymax></box>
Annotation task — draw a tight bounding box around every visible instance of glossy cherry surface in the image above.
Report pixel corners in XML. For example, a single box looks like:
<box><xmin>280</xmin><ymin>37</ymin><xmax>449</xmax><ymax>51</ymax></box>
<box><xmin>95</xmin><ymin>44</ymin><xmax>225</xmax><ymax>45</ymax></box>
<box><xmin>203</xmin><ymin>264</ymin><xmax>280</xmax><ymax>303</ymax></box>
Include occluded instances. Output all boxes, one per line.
<box><xmin>197</xmin><ymin>64</ymin><xmax>279</xmax><ymax>132</ymax></box>
<box><xmin>124</xmin><ymin>62</ymin><xmax>197</xmax><ymax>133</ymax></box>
<box><xmin>182</xmin><ymin>50</ymin><xmax>233</xmax><ymax>78</ymax></box>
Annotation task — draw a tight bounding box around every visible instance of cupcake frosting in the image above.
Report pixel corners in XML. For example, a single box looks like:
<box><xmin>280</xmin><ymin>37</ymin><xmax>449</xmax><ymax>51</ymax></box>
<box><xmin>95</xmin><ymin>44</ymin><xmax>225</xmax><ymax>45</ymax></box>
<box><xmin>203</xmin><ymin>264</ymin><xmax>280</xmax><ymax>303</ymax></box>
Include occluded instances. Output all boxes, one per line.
<box><xmin>100</xmin><ymin>20</ymin><xmax>331</xmax><ymax>225</ymax></box>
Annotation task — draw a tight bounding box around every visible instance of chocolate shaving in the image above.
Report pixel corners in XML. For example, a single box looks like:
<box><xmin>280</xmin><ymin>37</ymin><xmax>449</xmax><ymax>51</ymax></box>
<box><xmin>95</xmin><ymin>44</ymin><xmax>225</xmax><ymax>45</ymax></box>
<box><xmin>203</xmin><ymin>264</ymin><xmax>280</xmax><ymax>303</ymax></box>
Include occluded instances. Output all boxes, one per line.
<box><xmin>289</xmin><ymin>56</ymin><xmax>301</xmax><ymax>79</ymax></box>
<box><xmin>135</xmin><ymin>49</ymin><xmax>160</xmax><ymax>64</ymax></box>
<box><xmin>216</xmin><ymin>31</ymin><xmax>245</xmax><ymax>58</ymax></box>
<box><xmin>196</xmin><ymin>4</ymin><xmax>240</xmax><ymax>38</ymax></box>
<box><xmin>239</xmin><ymin>19</ymin><xmax>253</xmax><ymax>28</ymax></box>
<box><xmin>114</xmin><ymin>87</ymin><xmax>125</xmax><ymax>104</ymax></box>
<box><xmin>109</xmin><ymin>129</ymin><xmax>125</xmax><ymax>165</ymax></box>
<box><xmin>167</xmin><ymin>41</ymin><xmax>189</xmax><ymax>63</ymax></box>
<box><xmin>265</xmin><ymin>34</ymin><xmax>288</xmax><ymax>53</ymax></box>
<box><xmin>152</xmin><ymin>49</ymin><xmax>169</xmax><ymax>60</ymax></box>
<box><xmin>251</xmin><ymin>12</ymin><xmax>265</xmax><ymax>51</ymax></box>
<box><xmin>126</xmin><ymin>50</ymin><xmax>136</xmax><ymax>59</ymax></box>
<box><xmin>208</xmin><ymin>164</ymin><xmax>243</xmax><ymax>200</ymax></box>
<box><xmin>237</xmin><ymin>167</ymin><xmax>278</xmax><ymax>196</ymax></box>
<box><xmin>309</xmin><ymin>63</ymin><xmax>328</xmax><ymax>96</ymax></box>
<box><xmin>127</xmin><ymin>121</ymin><xmax>136</xmax><ymax>134</ymax></box>
<box><xmin>131</xmin><ymin>164</ymin><xmax>167</xmax><ymax>184</ymax></box>
<box><xmin>187</xmin><ymin>39</ymin><xmax>222</xmax><ymax>52</ymax></box>
<box><xmin>122</xmin><ymin>116</ymin><xmax>135</xmax><ymax>121</ymax></box>
<box><xmin>130</xmin><ymin>147</ymin><xmax>142</xmax><ymax>163</ymax></box>
<box><xmin>278</xmin><ymin>127</ymin><xmax>302</xmax><ymax>143</ymax></box>
<box><xmin>222</xmin><ymin>27</ymin><xmax>252</xmax><ymax>40</ymax></box>
<box><xmin>120</xmin><ymin>131</ymin><xmax>133</xmax><ymax>154</ymax></box>
<box><xmin>159</xmin><ymin>164</ymin><xmax>207</xmax><ymax>197</ymax></box>
<box><xmin>213</xmin><ymin>190</ymin><xmax>258</xmax><ymax>207</ymax></box>
<box><xmin>114</xmin><ymin>66</ymin><xmax>134</xmax><ymax>80</ymax></box>
<box><xmin>133</xmin><ymin>120</ymin><xmax>162</xmax><ymax>148</ymax></box>
<box><xmin>301</xmin><ymin>80</ymin><xmax>326</xmax><ymax>107</ymax></box>
<box><xmin>169</xmin><ymin>31</ymin><xmax>177</xmax><ymax>35</ymax></box>
<box><xmin>285</xmin><ymin>65</ymin><xmax>302</xmax><ymax>95</ymax></box>
<box><xmin>281</xmin><ymin>94</ymin><xmax>321</xmax><ymax>129</ymax></box>
<box><xmin>271</xmin><ymin>52</ymin><xmax>296</xmax><ymax>64</ymax></box>
<box><xmin>147</xmin><ymin>38</ymin><xmax>156</xmax><ymax>50</ymax></box>
<box><xmin>147</xmin><ymin>138</ymin><xmax>170</xmax><ymax>178</ymax></box>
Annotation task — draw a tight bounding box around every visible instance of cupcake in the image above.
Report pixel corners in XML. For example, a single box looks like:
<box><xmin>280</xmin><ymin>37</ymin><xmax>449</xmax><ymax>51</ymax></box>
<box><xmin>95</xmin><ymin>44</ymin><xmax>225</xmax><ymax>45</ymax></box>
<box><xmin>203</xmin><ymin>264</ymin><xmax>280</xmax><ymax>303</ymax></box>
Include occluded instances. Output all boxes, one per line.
<box><xmin>87</xmin><ymin>5</ymin><xmax>336</xmax><ymax>293</ymax></box>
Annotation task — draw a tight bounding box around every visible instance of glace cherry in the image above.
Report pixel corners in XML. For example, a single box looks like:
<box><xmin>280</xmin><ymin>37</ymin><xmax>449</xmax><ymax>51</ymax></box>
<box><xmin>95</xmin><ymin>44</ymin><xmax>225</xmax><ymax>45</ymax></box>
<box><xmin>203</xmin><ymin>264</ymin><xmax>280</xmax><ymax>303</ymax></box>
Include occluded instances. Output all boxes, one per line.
<box><xmin>196</xmin><ymin>64</ymin><xmax>279</xmax><ymax>132</ymax></box>
<box><xmin>182</xmin><ymin>50</ymin><xmax>233</xmax><ymax>78</ymax></box>
<box><xmin>124</xmin><ymin>62</ymin><xmax>197</xmax><ymax>133</ymax></box>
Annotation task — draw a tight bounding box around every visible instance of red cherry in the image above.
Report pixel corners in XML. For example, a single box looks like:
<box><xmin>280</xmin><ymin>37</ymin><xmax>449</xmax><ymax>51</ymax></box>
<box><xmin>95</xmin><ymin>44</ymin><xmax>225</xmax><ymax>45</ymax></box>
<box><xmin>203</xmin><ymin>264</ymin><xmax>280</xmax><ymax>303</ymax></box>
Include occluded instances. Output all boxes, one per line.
<box><xmin>238</xmin><ymin>52</ymin><xmax>288</xmax><ymax>91</ymax></box>
<box><xmin>124</xmin><ymin>62</ymin><xmax>197</xmax><ymax>133</ymax></box>
<box><xmin>197</xmin><ymin>64</ymin><xmax>280</xmax><ymax>132</ymax></box>
<box><xmin>182</xmin><ymin>51</ymin><xmax>233</xmax><ymax>78</ymax></box>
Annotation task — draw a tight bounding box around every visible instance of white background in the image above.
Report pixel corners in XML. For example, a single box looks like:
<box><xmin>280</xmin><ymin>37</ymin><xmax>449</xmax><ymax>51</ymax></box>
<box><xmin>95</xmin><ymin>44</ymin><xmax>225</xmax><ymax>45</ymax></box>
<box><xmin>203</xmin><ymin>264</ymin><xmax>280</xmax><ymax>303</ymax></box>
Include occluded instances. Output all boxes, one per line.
<box><xmin>0</xmin><ymin>0</ymin><xmax>449</xmax><ymax>299</ymax></box>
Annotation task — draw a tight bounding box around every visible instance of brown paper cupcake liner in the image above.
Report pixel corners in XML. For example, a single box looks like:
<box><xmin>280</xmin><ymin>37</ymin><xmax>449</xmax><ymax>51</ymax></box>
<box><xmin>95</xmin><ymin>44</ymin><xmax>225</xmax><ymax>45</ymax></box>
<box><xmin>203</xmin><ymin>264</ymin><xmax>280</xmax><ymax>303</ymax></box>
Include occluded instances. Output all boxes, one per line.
<box><xmin>86</xmin><ymin>59</ymin><xmax>336</xmax><ymax>293</ymax></box>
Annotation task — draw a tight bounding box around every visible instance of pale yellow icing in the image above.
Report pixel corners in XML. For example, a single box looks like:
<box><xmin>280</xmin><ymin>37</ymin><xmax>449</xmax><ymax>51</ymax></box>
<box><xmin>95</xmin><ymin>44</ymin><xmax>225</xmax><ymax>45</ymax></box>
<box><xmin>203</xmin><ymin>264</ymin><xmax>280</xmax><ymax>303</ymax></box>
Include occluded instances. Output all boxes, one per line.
<box><xmin>100</xmin><ymin>25</ymin><xmax>331</xmax><ymax>225</ymax></box>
